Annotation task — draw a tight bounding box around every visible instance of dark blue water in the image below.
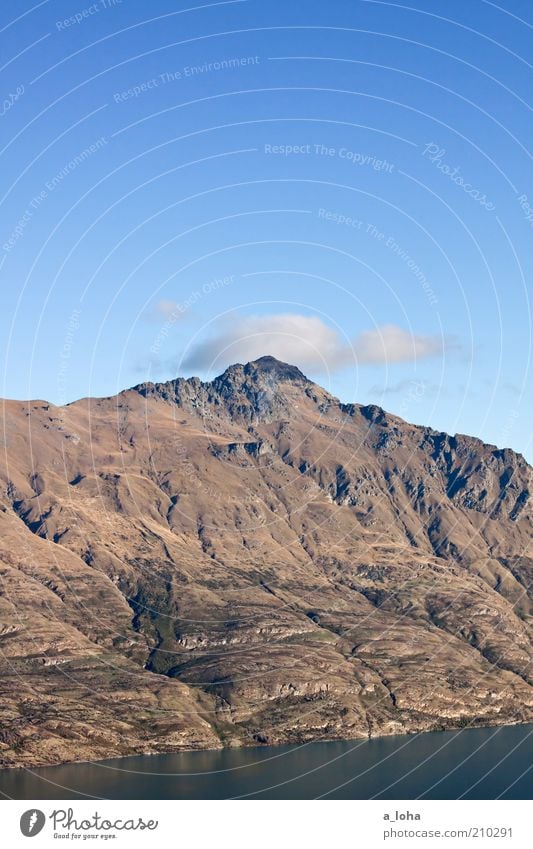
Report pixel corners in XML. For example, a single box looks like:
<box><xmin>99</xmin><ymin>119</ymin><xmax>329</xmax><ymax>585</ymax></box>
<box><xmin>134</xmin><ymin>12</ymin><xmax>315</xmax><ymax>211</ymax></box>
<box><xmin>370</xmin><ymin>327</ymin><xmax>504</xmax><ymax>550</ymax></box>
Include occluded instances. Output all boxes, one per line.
<box><xmin>1</xmin><ymin>724</ymin><xmax>531</xmax><ymax>800</ymax></box>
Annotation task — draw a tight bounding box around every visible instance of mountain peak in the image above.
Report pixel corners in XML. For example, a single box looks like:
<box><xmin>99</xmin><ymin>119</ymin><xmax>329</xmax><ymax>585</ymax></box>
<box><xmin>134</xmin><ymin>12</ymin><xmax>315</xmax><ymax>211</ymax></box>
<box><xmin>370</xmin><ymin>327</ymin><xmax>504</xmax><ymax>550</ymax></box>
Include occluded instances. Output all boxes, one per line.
<box><xmin>231</xmin><ymin>355</ymin><xmax>310</xmax><ymax>383</ymax></box>
<box><xmin>131</xmin><ymin>356</ymin><xmax>317</xmax><ymax>422</ymax></box>
<box><xmin>204</xmin><ymin>356</ymin><xmax>315</xmax><ymax>422</ymax></box>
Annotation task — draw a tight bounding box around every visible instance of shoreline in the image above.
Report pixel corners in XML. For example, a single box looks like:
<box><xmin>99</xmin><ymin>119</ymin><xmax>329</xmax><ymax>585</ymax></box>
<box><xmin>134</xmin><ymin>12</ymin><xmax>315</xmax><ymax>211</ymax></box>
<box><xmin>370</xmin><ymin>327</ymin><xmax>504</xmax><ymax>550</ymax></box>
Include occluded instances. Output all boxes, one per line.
<box><xmin>1</xmin><ymin>715</ymin><xmax>530</xmax><ymax>774</ymax></box>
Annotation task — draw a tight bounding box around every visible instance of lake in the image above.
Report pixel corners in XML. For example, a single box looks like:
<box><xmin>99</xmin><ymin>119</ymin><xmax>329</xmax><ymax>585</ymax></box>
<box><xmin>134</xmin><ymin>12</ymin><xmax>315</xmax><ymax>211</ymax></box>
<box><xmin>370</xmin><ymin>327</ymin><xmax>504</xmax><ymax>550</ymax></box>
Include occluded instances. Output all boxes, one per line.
<box><xmin>1</xmin><ymin>724</ymin><xmax>531</xmax><ymax>800</ymax></box>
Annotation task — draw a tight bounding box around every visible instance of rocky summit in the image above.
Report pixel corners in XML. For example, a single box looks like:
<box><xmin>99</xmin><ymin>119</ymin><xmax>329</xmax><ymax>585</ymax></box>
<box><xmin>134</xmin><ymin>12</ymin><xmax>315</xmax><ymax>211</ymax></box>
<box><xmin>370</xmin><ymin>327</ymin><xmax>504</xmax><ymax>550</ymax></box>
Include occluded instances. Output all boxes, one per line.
<box><xmin>0</xmin><ymin>356</ymin><xmax>532</xmax><ymax>768</ymax></box>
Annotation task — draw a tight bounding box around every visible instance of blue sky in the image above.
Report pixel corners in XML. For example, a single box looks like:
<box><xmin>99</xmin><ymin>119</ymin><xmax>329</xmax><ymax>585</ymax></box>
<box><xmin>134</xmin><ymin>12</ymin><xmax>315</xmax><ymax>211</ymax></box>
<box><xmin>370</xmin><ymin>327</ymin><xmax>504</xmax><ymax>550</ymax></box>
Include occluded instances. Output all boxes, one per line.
<box><xmin>1</xmin><ymin>0</ymin><xmax>532</xmax><ymax>459</ymax></box>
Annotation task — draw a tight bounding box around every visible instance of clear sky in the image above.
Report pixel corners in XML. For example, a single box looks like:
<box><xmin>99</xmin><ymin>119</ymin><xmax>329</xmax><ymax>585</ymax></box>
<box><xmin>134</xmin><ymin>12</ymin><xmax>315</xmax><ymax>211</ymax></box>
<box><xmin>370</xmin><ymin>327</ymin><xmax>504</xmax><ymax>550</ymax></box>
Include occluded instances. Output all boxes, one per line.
<box><xmin>1</xmin><ymin>0</ymin><xmax>532</xmax><ymax>460</ymax></box>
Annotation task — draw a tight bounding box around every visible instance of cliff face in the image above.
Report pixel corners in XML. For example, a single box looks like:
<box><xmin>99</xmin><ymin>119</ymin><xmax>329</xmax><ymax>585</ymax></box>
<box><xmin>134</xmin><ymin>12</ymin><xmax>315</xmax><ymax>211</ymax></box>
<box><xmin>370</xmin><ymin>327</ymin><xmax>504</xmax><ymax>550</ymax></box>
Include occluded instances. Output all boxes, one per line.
<box><xmin>0</xmin><ymin>356</ymin><xmax>531</xmax><ymax>767</ymax></box>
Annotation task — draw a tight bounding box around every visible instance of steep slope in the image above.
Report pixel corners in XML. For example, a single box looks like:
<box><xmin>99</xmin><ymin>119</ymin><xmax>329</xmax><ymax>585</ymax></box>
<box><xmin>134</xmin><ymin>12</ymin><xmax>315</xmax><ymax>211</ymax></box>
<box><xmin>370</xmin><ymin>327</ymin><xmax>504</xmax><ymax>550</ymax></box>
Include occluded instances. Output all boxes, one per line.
<box><xmin>0</xmin><ymin>357</ymin><xmax>531</xmax><ymax>767</ymax></box>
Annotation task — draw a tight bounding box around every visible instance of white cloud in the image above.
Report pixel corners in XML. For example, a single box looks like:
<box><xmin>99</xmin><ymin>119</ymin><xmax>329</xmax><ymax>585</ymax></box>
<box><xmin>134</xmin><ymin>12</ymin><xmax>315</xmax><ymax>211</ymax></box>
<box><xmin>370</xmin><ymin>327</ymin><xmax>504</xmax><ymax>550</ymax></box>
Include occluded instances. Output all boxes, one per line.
<box><xmin>182</xmin><ymin>313</ymin><xmax>449</xmax><ymax>373</ymax></box>
<box><xmin>142</xmin><ymin>299</ymin><xmax>187</xmax><ymax>323</ymax></box>
<box><xmin>155</xmin><ymin>299</ymin><xmax>185</xmax><ymax>319</ymax></box>
<box><xmin>368</xmin><ymin>378</ymin><xmax>436</xmax><ymax>397</ymax></box>
<box><xmin>354</xmin><ymin>324</ymin><xmax>444</xmax><ymax>364</ymax></box>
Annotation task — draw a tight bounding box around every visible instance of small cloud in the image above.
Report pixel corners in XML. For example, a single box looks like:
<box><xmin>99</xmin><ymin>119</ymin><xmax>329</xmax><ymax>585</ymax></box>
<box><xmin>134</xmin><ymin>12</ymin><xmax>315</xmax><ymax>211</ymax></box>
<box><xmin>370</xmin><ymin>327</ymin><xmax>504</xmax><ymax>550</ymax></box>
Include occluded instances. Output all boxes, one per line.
<box><xmin>181</xmin><ymin>313</ymin><xmax>453</xmax><ymax>374</ymax></box>
<box><xmin>368</xmin><ymin>378</ymin><xmax>439</xmax><ymax>397</ymax></box>
<box><xmin>143</xmin><ymin>299</ymin><xmax>188</xmax><ymax>323</ymax></box>
<box><xmin>354</xmin><ymin>324</ymin><xmax>445</xmax><ymax>364</ymax></box>
<box><xmin>156</xmin><ymin>299</ymin><xmax>185</xmax><ymax>319</ymax></box>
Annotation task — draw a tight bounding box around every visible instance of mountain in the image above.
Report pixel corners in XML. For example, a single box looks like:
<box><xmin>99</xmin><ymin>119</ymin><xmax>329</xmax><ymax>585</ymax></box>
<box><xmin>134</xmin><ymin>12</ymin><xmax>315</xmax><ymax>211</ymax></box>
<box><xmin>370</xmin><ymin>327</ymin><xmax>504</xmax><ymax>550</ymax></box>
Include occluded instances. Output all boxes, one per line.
<box><xmin>0</xmin><ymin>356</ymin><xmax>531</xmax><ymax>768</ymax></box>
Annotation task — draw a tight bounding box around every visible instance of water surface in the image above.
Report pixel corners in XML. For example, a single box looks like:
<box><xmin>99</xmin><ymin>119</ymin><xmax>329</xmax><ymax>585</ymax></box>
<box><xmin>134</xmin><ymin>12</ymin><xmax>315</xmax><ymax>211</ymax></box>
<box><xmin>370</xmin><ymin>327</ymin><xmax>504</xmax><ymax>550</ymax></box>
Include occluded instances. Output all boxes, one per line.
<box><xmin>1</xmin><ymin>724</ymin><xmax>531</xmax><ymax>800</ymax></box>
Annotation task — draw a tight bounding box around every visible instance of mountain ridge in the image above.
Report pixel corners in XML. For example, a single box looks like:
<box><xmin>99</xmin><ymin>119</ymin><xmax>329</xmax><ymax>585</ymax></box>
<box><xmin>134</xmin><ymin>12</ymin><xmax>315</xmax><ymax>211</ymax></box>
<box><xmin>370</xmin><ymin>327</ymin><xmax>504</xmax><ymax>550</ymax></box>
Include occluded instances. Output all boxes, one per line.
<box><xmin>130</xmin><ymin>356</ymin><xmax>526</xmax><ymax>460</ymax></box>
